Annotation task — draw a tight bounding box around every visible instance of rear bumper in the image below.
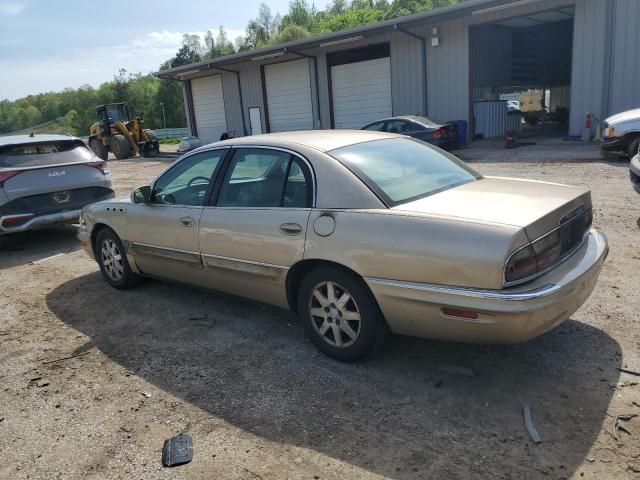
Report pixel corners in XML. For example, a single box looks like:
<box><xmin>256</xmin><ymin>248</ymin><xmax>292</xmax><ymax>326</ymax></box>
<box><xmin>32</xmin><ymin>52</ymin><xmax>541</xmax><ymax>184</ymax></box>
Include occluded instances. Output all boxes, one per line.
<box><xmin>0</xmin><ymin>209</ymin><xmax>81</xmax><ymax>234</ymax></box>
<box><xmin>366</xmin><ymin>228</ymin><xmax>608</xmax><ymax>344</ymax></box>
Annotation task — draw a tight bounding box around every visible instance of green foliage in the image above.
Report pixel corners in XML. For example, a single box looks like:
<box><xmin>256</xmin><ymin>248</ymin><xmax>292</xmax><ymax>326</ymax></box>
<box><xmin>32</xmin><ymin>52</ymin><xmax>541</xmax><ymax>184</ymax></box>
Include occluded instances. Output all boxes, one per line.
<box><xmin>0</xmin><ymin>70</ymin><xmax>185</xmax><ymax>135</ymax></box>
<box><xmin>159</xmin><ymin>137</ymin><xmax>181</xmax><ymax>144</ymax></box>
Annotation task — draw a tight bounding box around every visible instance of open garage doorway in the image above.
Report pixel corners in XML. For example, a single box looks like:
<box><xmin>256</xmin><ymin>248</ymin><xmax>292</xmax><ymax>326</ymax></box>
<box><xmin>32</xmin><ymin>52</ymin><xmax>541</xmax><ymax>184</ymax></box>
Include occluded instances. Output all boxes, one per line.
<box><xmin>469</xmin><ymin>5</ymin><xmax>574</xmax><ymax>142</ymax></box>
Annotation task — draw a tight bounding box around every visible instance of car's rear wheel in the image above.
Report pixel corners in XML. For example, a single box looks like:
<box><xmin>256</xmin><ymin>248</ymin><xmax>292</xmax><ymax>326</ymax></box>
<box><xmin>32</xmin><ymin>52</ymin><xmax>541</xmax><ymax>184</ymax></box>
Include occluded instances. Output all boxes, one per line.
<box><xmin>111</xmin><ymin>134</ymin><xmax>131</xmax><ymax>160</ymax></box>
<box><xmin>89</xmin><ymin>138</ymin><xmax>108</xmax><ymax>161</ymax></box>
<box><xmin>298</xmin><ymin>266</ymin><xmax>388</xmax><ymax>362</ymax></box>
<box><xmin>95</xmin><ymin>228</ymin><xmax>140</xmax><ymax>289</ymax></box>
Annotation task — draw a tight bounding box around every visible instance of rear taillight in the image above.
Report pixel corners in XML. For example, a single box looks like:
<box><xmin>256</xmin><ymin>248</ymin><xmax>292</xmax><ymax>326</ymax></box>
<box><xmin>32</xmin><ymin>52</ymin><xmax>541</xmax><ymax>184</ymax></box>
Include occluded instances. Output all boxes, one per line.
<box><xmin>87</xmin><ymin>161</ymin><xmax>110</xmax><ymax>174</ymax></box>
<box><xmin>432</xmin><ymin>128</ymin><xmax>447</xmax><ymax>139</ymax></box>
<box><xmin>1</xmin><ymin>213</ymin><xmax>34</xmax><ymax>228</ymax></box>
<box><xmin>0</xmin><ymin>170</ymin><xmax>20</xmax><ymax>186</ymax></box>
<box><xmin>505</xmin><ymin>245</ymin><xmax>538</xmax><ymax>283</ymax></box>
<box><xmin>505</xmin><ymin>208</ymin><xmax>592</xmax><ymax>284</ymax></box>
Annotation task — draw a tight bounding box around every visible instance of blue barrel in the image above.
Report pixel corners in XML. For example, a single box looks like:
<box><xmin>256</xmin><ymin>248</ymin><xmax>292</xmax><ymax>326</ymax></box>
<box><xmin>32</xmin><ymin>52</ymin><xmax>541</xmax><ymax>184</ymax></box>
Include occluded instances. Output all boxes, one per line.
<box><xmin>448</xmin><ymin>120</ymin><xmax>468</xmax><ymax>146</ymax></box>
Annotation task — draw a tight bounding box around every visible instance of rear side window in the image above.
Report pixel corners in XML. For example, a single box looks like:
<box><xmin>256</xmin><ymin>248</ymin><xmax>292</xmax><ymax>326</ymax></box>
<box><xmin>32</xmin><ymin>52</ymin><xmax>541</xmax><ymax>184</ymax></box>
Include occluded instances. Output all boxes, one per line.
<box><xmin>0</xmin><ymin>141</ymin><xmax>94</xmax><ymax>168</ymax></box>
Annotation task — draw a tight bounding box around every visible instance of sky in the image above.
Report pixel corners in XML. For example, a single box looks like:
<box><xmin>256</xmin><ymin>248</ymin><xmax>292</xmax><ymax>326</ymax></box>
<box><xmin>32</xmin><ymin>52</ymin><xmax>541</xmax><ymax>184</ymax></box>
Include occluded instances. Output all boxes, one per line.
<box><xmin>0</xmin><ymin>0</ymin><xmax>332</xmax><ymax>101</ymax></box>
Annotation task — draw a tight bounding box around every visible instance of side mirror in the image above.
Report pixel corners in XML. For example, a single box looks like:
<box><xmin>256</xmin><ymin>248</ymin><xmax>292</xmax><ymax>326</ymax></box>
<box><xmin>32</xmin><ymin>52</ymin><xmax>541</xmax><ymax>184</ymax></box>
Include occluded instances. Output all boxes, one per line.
<box><xmin>131</xmin><ymin>185</ymin><xmax>151</xmax><ymax>204</ymax></box>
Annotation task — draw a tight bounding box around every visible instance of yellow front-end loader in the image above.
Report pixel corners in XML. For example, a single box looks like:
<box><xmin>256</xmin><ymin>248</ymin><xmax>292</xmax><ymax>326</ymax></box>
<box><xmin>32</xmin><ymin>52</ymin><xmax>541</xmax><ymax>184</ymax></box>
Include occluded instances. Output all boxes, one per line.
<box><xmin>88</xmin><ymin>103</ymin><xmax>159</xmax><ymax>160</ymax></box>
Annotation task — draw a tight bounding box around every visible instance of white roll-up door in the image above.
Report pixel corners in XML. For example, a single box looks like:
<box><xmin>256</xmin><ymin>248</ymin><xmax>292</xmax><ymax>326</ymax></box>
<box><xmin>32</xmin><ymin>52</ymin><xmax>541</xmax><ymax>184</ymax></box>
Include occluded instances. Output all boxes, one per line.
<box><xmin>191</xmin><ymin>75</ymin><xmax>227</xmax><ymax>144</ymax></box>
<box><xmin>331</xmin><ymin>57</ymin><xmax>392</xmax><ymax>129</ymax></box>
<box><xmin>264</xmin><ymin>59</ymin><xmax>314</xmax><ymax>132</ymax></box>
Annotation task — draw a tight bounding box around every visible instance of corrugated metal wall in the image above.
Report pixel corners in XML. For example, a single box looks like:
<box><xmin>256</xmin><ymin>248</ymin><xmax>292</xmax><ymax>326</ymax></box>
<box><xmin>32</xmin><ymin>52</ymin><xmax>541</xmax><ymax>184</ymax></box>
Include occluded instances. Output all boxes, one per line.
<box><xmin>608</xmin><ymin>0</ymin><xmax>640</xmax><ymax>115</ymax></box>
<box><xmin>470</xmin><ymin>25</ymin><xmax>511</xmax><ymax>87</ymax></box>
<box><xmin>569</xmin><ymin>0</ymin><xmax>608</xmax><ymax>136</ymax></box>
<box><xmin>473</xmin><ymin>101</ymin><xmax>521</xmax><ymax>138</ymax></box>
<box><xmin>414</xmin><ymin>18</ymin><xmax>470</xmax><ymax>124</ymax></box>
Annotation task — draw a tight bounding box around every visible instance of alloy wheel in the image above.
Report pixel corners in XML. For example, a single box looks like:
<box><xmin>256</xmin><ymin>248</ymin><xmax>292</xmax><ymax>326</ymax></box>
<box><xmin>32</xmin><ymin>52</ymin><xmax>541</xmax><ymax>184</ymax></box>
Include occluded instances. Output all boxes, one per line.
<box><xmin>308</xmin><ymin>281</ymin><xmax>361</xmax><ymax>348</ymax></box>
<box><xmin>101</xmin><ymin>238</ymin><xmax>124</xmax><ymax>282</ymax></box>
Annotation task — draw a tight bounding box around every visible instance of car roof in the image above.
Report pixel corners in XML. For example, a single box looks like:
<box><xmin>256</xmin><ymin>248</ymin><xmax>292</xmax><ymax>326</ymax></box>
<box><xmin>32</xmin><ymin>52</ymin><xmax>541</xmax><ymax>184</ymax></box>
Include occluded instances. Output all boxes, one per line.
<box><xmin>364</xmin><ymin>115</ymin><xmax>443</xmax><ymax>126</ymax></box>
<box><xmin>0</xmin><ymin>134</ymin><xmax>81</xmax><ymax>147</ymax></box>
<box><xmin>201</xmin><ymin>130</ymin><xmax>400</xmax><ymax>153</ymax></box>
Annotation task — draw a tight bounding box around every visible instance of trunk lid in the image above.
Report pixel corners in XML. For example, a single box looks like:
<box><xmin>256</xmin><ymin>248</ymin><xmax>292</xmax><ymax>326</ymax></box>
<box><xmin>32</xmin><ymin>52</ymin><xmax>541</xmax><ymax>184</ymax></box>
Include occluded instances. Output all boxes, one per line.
<box><xmin>393</xmin><ymin>177</ymin><xmax>591</xmax><ymax>241</ymax></box>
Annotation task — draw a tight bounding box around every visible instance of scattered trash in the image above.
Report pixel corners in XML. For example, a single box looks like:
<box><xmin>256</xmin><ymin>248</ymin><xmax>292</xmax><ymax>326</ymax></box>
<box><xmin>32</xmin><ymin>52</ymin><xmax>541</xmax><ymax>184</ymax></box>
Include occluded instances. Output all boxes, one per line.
<box><xmin>619</xmin><ymin>368</ymin><xmax>640</xmax><ymax>377</ymax></box>
<box><xmin>29</xmin><ymin>253</ymin><xmax>66</xmax><ymax>265</ymax></box>
<box><xmin>120</xmin><ymin>426</ymin><xmax>132</xmax><ymax>433</ymax></box>
<box><xmin>612</xmin><ymin>413</ymin><xmax>637</xmax><ymax>439</ymax></box>
<box><xmin>141</xmin><ymin>391</ymin><xmax>151</xmax><ymax>398</ymax></box>
<box><xmin>42</xmin><ymin>351</ymin><xmax>91</xmax><ymax>365</ymax></box>
<box><xmin>162</xmin><ymin>434</ymin><xmax>193</xmax><ymax>467</ymax></box>
<box><xmin>523</xmin><ymin>404</ymin><xmax>542</xmax><ymax>444</ymax></box>
<box><xmin>189</xmin><ymin>313</ymin><xmax>208</xmax><ymax>321</ymax></box>
<box><xmin>437</xmin><ymin>364</ymin><xmax>475</xmax><ymax>377</ymax></box>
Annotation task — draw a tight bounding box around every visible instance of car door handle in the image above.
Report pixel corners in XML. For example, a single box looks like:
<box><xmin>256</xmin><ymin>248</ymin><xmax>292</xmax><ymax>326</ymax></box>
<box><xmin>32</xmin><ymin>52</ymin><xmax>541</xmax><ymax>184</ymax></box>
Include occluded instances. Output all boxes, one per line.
<box><xmin>180</xmin><ymin>216</ymin><xmax>195</xmax><ymax>227</ymax></box>
<box><xmin>279</xmin><ymin>223</ymin><xmax>303</xmax><ymax>235</ymax></box>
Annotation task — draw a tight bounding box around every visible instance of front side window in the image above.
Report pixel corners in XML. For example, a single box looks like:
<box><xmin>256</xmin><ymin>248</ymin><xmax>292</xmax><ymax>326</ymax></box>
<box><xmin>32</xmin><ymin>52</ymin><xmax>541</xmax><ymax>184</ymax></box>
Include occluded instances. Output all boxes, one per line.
<box><xmin>151</xmin><ymin>149</ymin><xmax>225</xmax><ymax>206</ymax></box>
<box><xmin>330</xmin><ymin>138</ymin><xmax>481</xmax><ymax>206</ymax></box>
<box><xmin>217</xmin><ymin>148</ymin><xmax>310</xmax><ymax>208</ymax></box>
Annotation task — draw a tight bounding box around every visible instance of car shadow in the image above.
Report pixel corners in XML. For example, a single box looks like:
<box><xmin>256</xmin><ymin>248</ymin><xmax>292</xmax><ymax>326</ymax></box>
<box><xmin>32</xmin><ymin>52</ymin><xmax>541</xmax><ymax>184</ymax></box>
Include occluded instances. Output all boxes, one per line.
<box><xmin>0</xmin><ymin>225</ymin><xmax>80</xmax><ymax>270</ymax></box>
<box><xmin>46</xmin><ymin>273</ymin><xmax>621</xmax><ymax>479</ymax></box>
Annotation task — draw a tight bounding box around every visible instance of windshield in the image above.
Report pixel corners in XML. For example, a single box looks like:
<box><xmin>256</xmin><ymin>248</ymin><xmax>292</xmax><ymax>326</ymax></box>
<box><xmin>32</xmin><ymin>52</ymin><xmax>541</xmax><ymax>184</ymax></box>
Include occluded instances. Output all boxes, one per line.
<box><xmin>330</xmin><ymin>138</ymin><xmax>481</xmax><ymax>206</ymax></box>
<box><xmin>0</xmin><ymin>141</ymin><xmax>95</xmax><ymax>168</ymax></box>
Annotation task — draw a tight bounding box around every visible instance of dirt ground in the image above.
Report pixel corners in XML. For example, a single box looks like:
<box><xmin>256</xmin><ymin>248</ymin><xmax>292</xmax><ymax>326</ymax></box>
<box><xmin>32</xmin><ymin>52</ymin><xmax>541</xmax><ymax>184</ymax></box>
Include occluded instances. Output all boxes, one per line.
<box><xmin>1</xmin><ymin>140</ymin><xmax>639</xmax><ymax>479</ymax></box>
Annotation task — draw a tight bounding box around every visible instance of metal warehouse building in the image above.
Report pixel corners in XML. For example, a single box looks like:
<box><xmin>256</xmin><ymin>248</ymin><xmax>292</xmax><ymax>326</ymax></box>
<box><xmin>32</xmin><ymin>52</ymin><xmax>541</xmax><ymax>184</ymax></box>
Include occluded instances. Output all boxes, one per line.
<box><xmin>157</xmin><ymin>0</ymin><xmax>640</xmax><ymax>143</ymax></box>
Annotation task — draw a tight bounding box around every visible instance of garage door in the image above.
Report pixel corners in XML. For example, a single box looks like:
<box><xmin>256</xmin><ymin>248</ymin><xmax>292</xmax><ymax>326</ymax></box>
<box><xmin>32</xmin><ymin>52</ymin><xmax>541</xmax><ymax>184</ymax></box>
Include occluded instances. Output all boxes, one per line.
<box><xmin>331</xmin><ymin>57</ymin><xmax>392</xmax><ymax>129</ymax></box>
<box><xmin>264</xmin><ymin>59</ymin><xmax>314</xmax><ymax>132</ymax></box>
<box><xmin>191</xmin><ymin>75</ymin><xmax>227</xmax><ymax>144</ymax></box>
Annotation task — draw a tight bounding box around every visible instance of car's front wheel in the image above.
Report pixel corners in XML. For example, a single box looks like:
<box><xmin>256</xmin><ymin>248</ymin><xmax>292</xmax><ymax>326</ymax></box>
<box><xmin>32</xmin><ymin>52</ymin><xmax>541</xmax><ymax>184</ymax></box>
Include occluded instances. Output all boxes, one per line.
<box><xmin>298</xmin><ymin>266</ymin><xmax>388</xmax><ymax>362</ymax></box>
<box><xmin>95</xmin><ymin>228</ymin><xmax>140</xmax><ymax>290</ymax></box>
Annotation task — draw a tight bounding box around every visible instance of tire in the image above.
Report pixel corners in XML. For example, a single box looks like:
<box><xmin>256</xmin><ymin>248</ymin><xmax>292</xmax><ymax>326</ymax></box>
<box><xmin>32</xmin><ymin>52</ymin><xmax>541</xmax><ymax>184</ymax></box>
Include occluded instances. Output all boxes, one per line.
<box><xmin>298</xmin><ymin>266</ymin><xmax>389</xmax><ymax>362</ymax></box>
<box><xmin>95</xmin><ymin>228</ymin><xmax>140</xmax><ymax>290</ymax></box>
<box><xmin>111</xmin><ymin>134</ymin><xmax>131</xmax><ymax>160</ymax></box>
<box><xmin>89</xmin><ymin>138</ymin><xmax>108</xmax><ymax>161</ymax></box>
<box><xmin>627</xmin><ymin>137</ymin><xmax>640</xmax><ymax>159</ymax></box>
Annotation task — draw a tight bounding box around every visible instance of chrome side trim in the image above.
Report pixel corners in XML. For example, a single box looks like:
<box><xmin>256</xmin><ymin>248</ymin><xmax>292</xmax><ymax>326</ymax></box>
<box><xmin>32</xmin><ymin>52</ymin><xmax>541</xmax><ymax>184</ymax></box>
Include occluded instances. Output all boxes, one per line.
<box><xmin>129</xmin><ymin>242</ymin><xmax>201</xmax><ymax>264</ymax></box>
<box><xmin>201</xmin><ymin>252</ymin><xmax>289</xmax><ymax>278</ymax></box>
<box><xmin>365</xmin><ymin>277</ymin><xmax>562</xmax><ymax>301</ymax></box>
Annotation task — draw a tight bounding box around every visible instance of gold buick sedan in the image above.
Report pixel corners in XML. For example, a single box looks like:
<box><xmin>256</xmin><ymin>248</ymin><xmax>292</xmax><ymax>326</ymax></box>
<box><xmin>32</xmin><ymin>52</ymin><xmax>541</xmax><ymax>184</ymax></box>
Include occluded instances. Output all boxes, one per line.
<box><xmin>78</xmin><ymin>131</ymin><xmax>608</xmax><ymax>361</ymax></box>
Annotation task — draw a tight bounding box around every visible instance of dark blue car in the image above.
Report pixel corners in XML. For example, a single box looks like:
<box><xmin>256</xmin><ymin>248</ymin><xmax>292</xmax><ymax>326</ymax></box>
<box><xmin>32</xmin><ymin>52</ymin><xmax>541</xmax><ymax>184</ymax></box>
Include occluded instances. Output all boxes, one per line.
<box><xmin>362</xmin><ymin>115</ymin><xmax>460</xmax><ymax>151</ymax></box>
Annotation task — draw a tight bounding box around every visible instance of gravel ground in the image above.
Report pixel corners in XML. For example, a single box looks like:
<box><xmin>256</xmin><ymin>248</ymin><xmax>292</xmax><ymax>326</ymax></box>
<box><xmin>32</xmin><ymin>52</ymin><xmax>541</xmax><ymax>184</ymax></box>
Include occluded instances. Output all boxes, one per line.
<box><xmin>1</xmin><ymin>141</ymin><xmax>639</xmax><ymax>479</ymax></box>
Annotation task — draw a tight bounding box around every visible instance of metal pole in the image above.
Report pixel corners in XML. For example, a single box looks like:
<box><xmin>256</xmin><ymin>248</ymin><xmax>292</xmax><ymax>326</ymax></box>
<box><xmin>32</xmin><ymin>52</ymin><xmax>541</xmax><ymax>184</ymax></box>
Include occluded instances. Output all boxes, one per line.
<box><xmin>160</xmin><ymin>102</ymin><xmax>166</xmax><ymax>129</ymax></box>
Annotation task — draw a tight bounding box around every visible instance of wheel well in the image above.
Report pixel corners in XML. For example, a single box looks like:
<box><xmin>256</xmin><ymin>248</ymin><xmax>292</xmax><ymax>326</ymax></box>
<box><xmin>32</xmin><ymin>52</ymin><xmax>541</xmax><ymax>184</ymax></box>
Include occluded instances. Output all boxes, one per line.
<box><xmin>285</xmin><ymin>259</ymin><xmax>371</xmax><ymax>312</ymax></box>
<box><xmin>90</xmin><ymin>223</ymin><xmax>111</xmax><ymax>260</ymax></box>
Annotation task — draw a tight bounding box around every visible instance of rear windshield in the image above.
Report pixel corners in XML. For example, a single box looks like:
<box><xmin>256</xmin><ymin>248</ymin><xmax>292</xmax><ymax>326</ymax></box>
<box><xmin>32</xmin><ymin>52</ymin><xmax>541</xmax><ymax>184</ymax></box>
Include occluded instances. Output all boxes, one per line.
<box><xmin>0</xmin><ymin>141</ymin><xmax>94</xmax><ymax>168</ymax></box>
<box><xmin>330</xmin><ymin>137</ymin><xmax>481</xmax><ymax>206</ymax></box>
